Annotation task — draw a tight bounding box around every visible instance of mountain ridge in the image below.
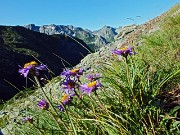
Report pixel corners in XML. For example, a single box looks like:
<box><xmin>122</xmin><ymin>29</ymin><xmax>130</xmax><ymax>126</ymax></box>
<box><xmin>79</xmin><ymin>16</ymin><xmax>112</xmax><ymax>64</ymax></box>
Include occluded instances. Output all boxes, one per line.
<box><xmin>24</xmin><ymin>24</ymin><xmax>121</xmax><ymax>51</ymax></box>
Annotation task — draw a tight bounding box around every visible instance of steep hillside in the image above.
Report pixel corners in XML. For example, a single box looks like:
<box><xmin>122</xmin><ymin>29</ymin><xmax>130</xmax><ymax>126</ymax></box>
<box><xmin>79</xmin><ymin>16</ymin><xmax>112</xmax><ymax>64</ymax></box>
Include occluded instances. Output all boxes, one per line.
<box><xmin>0</xmin><ymin>26</ymin><xmax>91</xmax><ymax>101</ymax></box>
<box><xmin>0</xmin><ymin>4</ymin><xmax>179</xmax><ymax>135</ymax></box>
<box><xmin>78</xmin><ymin>4</ymin><xmax>180</xmax><ymax>69</ymax></box>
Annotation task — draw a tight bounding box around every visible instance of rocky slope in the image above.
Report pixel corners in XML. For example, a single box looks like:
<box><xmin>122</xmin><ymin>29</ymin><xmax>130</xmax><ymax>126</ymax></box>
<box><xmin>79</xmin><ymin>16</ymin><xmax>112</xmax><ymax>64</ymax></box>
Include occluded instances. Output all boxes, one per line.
<box><xmin>24</xmin><ymin>24</ymin><xmax>121</xmax><ymax>51</ymax></box>
<box><xmin>77</xmin><ymin>4</ymin><xmax>180</xmax><ymax>70</ymax></box>
<box><xmin>0</xmin><ymin>26</ymin><xmax>91</xmax><ymax>101</ymax></box>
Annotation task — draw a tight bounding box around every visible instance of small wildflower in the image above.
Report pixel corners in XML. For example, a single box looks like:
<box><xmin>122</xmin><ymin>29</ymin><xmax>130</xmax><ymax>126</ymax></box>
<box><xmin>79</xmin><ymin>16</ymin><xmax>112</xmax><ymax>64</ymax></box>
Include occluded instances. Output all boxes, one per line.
<box><xmin>37</xmin><ymin>99</ymin><xmax>49</xmax><ymax>110</ymax></box>
<box><xmin>18</xmin><ymin>61</ymin><xmax>47</xmax><ymax>77</ymax></box>
<box><xmin>22</xmin><ymin>116</ymin><xmax>33</xmax><ymax>124</ymax></box>
<box><xmin>57</xmin><ymin>93</ymin><xmax>75</xmax><ymax>111</ymax></box>
<box><xmin>57</xmin><ymin>105</ymin><xmax>64</xmax><ymax>111</ymax></box>
<box><xmin>111</xmin><ymin>46</ymin><xmax>135</xmax><ymax>60</ymax></box>
<box><xmin>86</xmin><ymin>74</ymin><xmax>100</xmax><ymax>81</ymax></box>
<box><xmin>61</xmin><ymin>68</ymin><xmax>84</xmax><ymax>78</ymax></box>
<box><xmin>61</xmin><ymin>94</ymin><xmax>71</xmax><ymax>104</ymax></box>
<box><xmin>80</xmin><ymin>80</ymin><xmax>102</xmax><ymax>95</ymax></box>
<box><xmin>62</xmin><ymin>79</ymin><xmax>76</xmax><ymax>93</ymax></box>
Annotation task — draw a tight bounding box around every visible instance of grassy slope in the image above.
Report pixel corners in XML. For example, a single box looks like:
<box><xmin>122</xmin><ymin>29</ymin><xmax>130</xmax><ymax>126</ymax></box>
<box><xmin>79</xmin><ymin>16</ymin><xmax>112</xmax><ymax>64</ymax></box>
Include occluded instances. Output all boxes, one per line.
<box><xmin>0</xmin><ymin>4</ymin><xmax>180</xmax><ymax>135</ymax></box>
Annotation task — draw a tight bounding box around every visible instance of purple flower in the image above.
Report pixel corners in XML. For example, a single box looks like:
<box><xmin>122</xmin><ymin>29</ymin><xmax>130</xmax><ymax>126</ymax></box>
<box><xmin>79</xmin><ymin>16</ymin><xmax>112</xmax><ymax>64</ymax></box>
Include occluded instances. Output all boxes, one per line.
<box><xmin>57</xmin><ymin>93</ymin><xmax>75</xmax><ymax>111</ymax></box>
<box><xmin>57</xmin><ymin>105</ymin><xmax>64</xmax><ymax>111</ymax></box>
<box><xmin>80</xmin><ymin>80</ymin><xmax>102</xmax><ymax>95</ymax></box>
<box><xmin>62</xmin><ymin>78</ymin><xmax>76</xmax><ymax>91</ymax></box>
<box><xmin>37</xmin><ymin>99</ymin><xmax>49</xmax><ymax>110</ymax></box>
<box><xmin>112</xmin><ymin>46</ymin><xmax>135</xmax><ymax>60</ymax></box>
<box><xmin>62</xmin><ymin>93</ymin><xmax>75</xmax><ymax>104</ymax></box>
<box><xmin>86</xmin><ymin>74</ymin><xmax>100</xmax><ymax>81</ymax></box>
<box><xmin>18</xmin><ymin>65</ymin><xmax>32</xmax><ymax>78</ymax></box>
<box><xmin>18</xmin><ymin>61</ymin><xmax>47</xmax><ymax>77</ymax></box>
<box><xmin>22</xmin><ymin>116</ymin><xmax>33</xmax><ymax>124</ymax></box>
<box><xmin>61</xmin><ymin>68</ymin><xmax>84</xmax><ymax>78</ymax></box>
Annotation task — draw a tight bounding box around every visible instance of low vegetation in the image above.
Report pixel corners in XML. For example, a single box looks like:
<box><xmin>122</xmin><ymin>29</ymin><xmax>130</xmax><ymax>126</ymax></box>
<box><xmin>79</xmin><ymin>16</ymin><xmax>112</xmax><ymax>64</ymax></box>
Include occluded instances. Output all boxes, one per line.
<box><xmin>0</xmin><ymin>5</ymin><xmax>179</xmax><ymax>135</ymax></box>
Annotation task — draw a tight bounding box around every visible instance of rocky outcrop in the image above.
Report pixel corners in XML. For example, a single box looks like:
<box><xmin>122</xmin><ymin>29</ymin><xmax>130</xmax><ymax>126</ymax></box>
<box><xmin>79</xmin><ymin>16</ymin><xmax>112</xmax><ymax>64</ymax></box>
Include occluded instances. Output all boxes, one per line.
<box><xmin>0</xmin><ymin>26</ymin><xmax>91</xmax><ymax>101</ymax></box>
<box><xmin>93</xmin><ymin>25</ymin><xmax>121</xmax><ymax>42</ymax></box>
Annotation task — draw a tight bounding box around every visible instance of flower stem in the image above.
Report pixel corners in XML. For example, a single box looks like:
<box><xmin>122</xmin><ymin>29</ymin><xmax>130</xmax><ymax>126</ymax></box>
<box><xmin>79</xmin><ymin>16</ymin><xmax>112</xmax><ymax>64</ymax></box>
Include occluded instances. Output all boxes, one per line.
<box><xmin>125</xmin><ymin>57</ymin><xmax>134</xmax><ymax>97</ymax></box>
<box><xmin>74</xmin><ymin>89</ymin><xmax>89</xmax><ymax>108</ymax></box>
<box><xmin>34</xmin><ymin>76</ymin><xmax>68</xmax><ymax>131</ymax></box>
<box><xmin>64</xmin><ymin>107</ymin><xmax>77</xmax><ymax>135</ymax></box>
<box><xmin>32</xmin><ymin>123</ymin><xmax>44</xmax><ymax>135</ymax></box>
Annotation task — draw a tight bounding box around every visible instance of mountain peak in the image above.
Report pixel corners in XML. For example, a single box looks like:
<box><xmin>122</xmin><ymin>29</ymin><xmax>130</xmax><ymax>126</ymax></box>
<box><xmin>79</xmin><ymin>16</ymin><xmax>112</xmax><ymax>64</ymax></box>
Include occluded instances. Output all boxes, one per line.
<box><xmin>93</xmin><ymin>25</ymin><xmax>121</xmax><ymax>42</ymax></box>
<box><xmin>102</xmin><ymin>25</ymin><xmax>112</xmax><ymax>29</ymax></box>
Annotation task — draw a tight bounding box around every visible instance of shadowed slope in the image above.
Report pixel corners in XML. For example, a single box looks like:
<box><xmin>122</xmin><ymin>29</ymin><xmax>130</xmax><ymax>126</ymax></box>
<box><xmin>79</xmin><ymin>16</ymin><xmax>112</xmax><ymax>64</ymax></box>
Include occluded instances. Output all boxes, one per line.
<box><xmin>0</xmin><ymin>26</ymin><xmax>91</xmax><ymax>101</ymax></box>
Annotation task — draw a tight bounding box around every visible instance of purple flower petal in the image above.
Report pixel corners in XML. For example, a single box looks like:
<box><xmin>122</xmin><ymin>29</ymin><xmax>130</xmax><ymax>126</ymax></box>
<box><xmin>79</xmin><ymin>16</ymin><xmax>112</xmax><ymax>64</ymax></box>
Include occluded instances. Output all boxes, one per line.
<box><xmin>57</xmin><ymin>93</ymin><xmax>75</xmax><ymax>111</ymax></box>
<box><xmin>22</xmin><ymin>116</ymin><xmax>33</xmax><ymax>123</ymax></box>
<box><xmin>62</xmin><ymin>79</ymin><xmax>76</xmax><ymax>94</ymax></box>
<box><xmin>18</xmin><ymin>65</ymin><xmax>32</xmax><ymax>77</ymax></box>
<box><xmin>37</xmin><ymin>99</ymin><xmax>49</xmax><ymax>110</ymax></box>
<box><xmin>57</xmin><ymin>105</ymin><xmax>64</xmax><ymax>111</ymax></box>
<box><xmin>36</xmin><ymin>64</ymin><xmax>47</xmax><ymax>71</ymax></box>
<box><xmin>86</xmin><ymin>74</ymin><xmax>100</xmax><ymax>81</ymax></box>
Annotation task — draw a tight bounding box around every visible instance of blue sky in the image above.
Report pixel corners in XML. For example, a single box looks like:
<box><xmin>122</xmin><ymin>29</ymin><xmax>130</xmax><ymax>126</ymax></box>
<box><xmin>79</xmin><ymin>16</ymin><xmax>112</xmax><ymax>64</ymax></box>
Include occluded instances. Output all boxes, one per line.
<box><xmin>0</xmin><ymin>0</ymin><xmax>179</xmax><ymax>30</ymax></box>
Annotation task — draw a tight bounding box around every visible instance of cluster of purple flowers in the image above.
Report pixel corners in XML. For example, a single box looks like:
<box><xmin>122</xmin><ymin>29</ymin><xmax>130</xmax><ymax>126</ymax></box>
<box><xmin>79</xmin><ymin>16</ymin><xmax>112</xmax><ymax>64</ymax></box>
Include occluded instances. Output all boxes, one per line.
<box><xmin>18</xmin><ymin>61</ymin><xmax>47</xmax><ymax>77</ymax></box>
<box><xmin>19</xmin><ymin>46</ymin><xmax>136</xmax><ymax>124</ymax></box>
<box><xmin>111</xmin><ymin>46</ymin><xmax>135</xmax><ymax>60</ymax></box>
<box><xmin>58</xmin><ymin>68</ymin><xmax>84</xmax><ymax>111</ymax></box>
<box><xmin>19</xmin><ymin>61</ymin><xmax>102</xmax><ymax>116</ymax></box>
<box><xmin>59</xmin><ymin>68</ymin><xmax>102</xmax><ymax>111</ymax></box>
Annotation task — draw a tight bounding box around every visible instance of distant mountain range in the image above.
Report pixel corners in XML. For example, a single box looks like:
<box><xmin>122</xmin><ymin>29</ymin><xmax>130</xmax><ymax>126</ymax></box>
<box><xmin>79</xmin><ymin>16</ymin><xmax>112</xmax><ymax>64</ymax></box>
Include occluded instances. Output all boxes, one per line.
<box><xmin>0</xmin><ymin>25</ymin><xmax>90</xmax><ymax>101</ymax></box>
<box><xmin>24</xmin><ymin>24</ymin><xmax>122</xmax><ymax>51</ymax></box>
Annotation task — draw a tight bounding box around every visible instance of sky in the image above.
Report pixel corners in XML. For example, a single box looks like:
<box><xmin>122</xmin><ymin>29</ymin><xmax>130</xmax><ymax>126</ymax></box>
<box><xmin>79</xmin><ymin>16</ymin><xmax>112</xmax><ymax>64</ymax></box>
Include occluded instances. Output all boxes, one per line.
<box><xmin>0</xmin><ymin>0</ymin><xmax>179</xmax><ymax>30</ymax></box>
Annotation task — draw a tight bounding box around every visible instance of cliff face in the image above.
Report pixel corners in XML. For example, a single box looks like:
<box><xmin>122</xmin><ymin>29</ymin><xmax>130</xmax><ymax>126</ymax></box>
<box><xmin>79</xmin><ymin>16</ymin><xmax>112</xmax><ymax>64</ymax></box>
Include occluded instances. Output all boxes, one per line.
<box><xmin>0</xmin><ymin>26</ymin><xmax>91</xmax><ymax>101</ymax></box>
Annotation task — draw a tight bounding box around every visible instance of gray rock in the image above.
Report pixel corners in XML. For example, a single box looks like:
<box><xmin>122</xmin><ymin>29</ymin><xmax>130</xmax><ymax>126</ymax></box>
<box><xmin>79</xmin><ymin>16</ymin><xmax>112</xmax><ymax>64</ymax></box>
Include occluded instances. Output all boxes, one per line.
<box><xmin>93</xmin><ymin>25</ymin><xmax>121</xmax><ymax>42</ymax></box>
<box><xmin>115</xmin><ymin>25</ymin><xmax>137</xmax><ymax>40</ymax></box>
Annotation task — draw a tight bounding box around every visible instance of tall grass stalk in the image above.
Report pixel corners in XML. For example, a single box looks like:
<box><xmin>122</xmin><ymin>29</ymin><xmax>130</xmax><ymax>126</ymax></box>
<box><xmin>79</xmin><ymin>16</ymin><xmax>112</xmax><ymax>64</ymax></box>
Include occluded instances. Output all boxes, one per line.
<box><xmin>34</xmin><ymin>76</ymin><xmax>68</xmax><ymax>131</ymax></box>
